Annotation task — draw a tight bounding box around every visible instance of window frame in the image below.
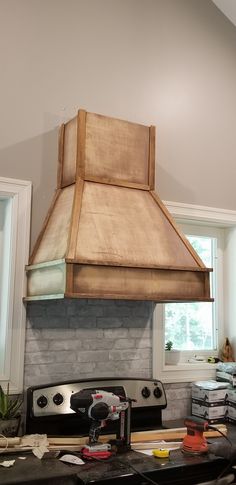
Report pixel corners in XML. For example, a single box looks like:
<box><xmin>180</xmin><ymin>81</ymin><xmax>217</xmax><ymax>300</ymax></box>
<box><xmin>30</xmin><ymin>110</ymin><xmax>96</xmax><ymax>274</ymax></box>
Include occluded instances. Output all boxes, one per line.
<box><xmin>153</xmin><ymin>201</ymin><xmax>236</xmax><ymax>384</ymax></box>
<box><xmin>0</xmin><ymin>177</ymin><xmax>31</xmax><ymax>393</ymax></box>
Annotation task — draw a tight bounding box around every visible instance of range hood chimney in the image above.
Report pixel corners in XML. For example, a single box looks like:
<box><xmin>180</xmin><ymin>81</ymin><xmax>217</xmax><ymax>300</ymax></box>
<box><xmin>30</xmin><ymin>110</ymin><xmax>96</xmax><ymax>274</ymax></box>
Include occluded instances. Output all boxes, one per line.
<box><xmin>26</xmin><ymin>110</ymin><xmax>212</xmax><ymax>302</ymax></box>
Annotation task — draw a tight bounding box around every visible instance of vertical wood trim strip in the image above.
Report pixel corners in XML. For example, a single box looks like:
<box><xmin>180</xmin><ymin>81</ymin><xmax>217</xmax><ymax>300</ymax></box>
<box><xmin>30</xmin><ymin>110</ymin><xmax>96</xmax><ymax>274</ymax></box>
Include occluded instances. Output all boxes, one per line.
<box><xmin>150</xmin><ymin>190</ymin><xmax>208</xmax><ymax>268</ymax></box>
<box><xmin>29</xmin><ymin>189</ymin><xmax>61</xmax><ymax>265</ymax></box>
<box><xmin>148</xmin><ymin>125</ymin><xmax>155</xmax><ymax>190</ymax></box>
<box><xmin>76</xmin><ymin>110</ymin><xmax>87</xmax><ymax>180</ymax></box>
<box><xmin>57</xmin><ymin>124</ymin><xmax>65</xmax><ymax>189</ymax></box>
<box><xmin>204</xmin><ymin>272</ymin><xmax>211</xmax><ymax>299</ymax></box>
<box><xmin>66</xmin><ymin>263</ymin><xmax>74</xmax><ymax>293</ymax></box>
<box><xmin>66</xmin><ymin>178</ymin><xmax>84</xmax><ymax>260</ymax></box>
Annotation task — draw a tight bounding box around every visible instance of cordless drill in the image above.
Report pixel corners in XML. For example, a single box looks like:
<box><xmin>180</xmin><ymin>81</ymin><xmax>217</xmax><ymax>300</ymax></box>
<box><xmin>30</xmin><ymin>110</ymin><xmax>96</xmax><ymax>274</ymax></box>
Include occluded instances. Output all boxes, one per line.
<box><xmin>182</xmin><ymin>416</ymin><xmax>209</xmax><ymax>454</ymax></box>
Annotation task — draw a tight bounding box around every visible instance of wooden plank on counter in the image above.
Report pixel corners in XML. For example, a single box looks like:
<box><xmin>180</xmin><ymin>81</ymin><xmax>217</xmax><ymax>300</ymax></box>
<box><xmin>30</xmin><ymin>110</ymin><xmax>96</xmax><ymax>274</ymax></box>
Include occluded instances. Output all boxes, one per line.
<box><xmin>48</xmin><ymin>425</ymin><xmax>227</xmax><ymax>446</ymax></box>
<box><xmin>0</xmin><ymin>437</ymin><xmax>20</xmax><ymax>447</ymax></box>
<box><xmin>131</xmin><ymin>428</ymin><xmax>227</xmax><ymax>442</ymax></box>
<box><xmin>0</xmin><ymin>425</ymin><xmax>227</xmax><ymax>452</ymax></box>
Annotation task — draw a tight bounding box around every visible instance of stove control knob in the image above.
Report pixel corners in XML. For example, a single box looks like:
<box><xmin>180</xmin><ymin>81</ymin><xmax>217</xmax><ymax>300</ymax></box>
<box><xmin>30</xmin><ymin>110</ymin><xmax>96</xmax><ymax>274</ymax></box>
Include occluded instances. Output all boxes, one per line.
<box><xmin>153</xmin><ymin>387</ymin><xmax>162</xmax><ymax>399</ymax></box>
<box><xmin>141</xmin><ymin>386</ymin><xmax>151</xmax><ymax>398</ymax></box>
<box><xmin>53</xmin><ymin>393</ymin><xmax>64</xmax><ymax>406</ymax></box>
<box><xmin>37</xmin><ymin>395</ymin><xmax>48</xmax><ymax>408</ymax></box>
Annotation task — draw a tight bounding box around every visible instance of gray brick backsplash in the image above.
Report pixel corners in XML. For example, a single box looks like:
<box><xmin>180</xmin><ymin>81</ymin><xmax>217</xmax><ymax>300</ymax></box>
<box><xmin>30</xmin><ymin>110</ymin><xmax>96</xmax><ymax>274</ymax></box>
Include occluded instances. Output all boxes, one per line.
<box><xmin>122</xmin><ymin>317</ymin><xmax>152</xmax><ymax>327</ymax></box>
<box><xmin>96</xmin><ymin>317</ymin><xmax>123</xmax><ymax>328</ymax></box>
<box><xmin>117</xmin><ymin>359</ymin><xmax>151</xmax><ymax>372</ymax></box>
<box><xmin>102</xmin><ymin>306</ymin><xmax>131</xmax><ymax>318</ymax></box>
<box><xmin>69</xmin><ymin>317</ymin><xmax>97</xmax><ymax>328</ymax></box>
<box><xmin>48</xmin><ymin>339</ymin><xmax>82</xmax><ymax>351</ymax></box>
<box><xmin>45</xmin><ymin>301</ymin><xmax>67</xmax><ymax>317</ymax></box>
<box><xmin>27</xmin><ymin>303</ymin><xmax>47</xmax><ymax>318</ymax></box>
<box><xmin>75</xmin><ymin>329</ymin><xmax>103</xmax><ymax>339</ymax></box>
<box><xmin>128</xmin><ymin>328</ymin><xmax>151</xmax><ymax>338</ymax></box>
<box><xmin>109</xmin><ymin>348</ymin><xmax>150</xmax><ymax>361</ymax></box>
<box><xmin>71</xmin><ymin>362</ymin><xmax>95</xmax><ymax>373</ymax></box>
<box><xmin>76</xmin><ymin>350</ymin><xmax>110</xmax><ymax>363</ymax></box>
<box><xmin>135</xmin><ymin>339</ymin><xmax>152</xmax><ymax>348</ymax></box>
<box><xmin>25</xmin><ymin>340</ymin><xmax>49</xmax><ymax>352</ymax></box>
<box><xmin>162</xmin><ymin>385</ymin><xmax>192</xmax><ymax>421</ymax></box>
<box><xmin>25</xmin><ymin>299</ymin><xmax>191</xmax><ymax>419</ymax></box>
<box><xmin>83</xmin><ymin>339</ymin><xmax>114</xmax><ymax>350</ymax></box>
<box><xmin>26</xmin><ymin>329</ymin><xmax>43</xmax><ymax>341</ymax></box>
<box><xmin>67</xmin><ymin>302</ymin><xmax>104</xmax><ymax>317</ymax></box>
<box><xmin>104</xmin><ymin>329</ymin><xmax>129</xmax><ymax>338</ymax></box>
<box><xmin>114</xmin><ymin>339</ymin><xmax>136</xmax><ymax>349</ymax></box>
<box><xmin>41</xmin><ymin>328</ymin><xmax>75</xmax><ymax>339</ymax></box>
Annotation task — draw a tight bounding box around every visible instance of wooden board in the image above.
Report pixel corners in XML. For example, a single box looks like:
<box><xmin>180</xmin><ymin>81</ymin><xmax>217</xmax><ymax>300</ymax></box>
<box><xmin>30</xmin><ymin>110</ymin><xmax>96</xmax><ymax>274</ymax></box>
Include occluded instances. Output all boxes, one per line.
<box><xmin>61</xmin><ymin>117</ymin><xmax>77</xmax><ymax>187</ymax></box>
<box><xmin>32</xmin><ymin>185</ymin><xmax>74</xmax><ymax>264</ymax></box>
<box><xmin>27</xmin><ymin>261</ymin><xmax>66</xmax><ymax>297</ymax></box>
<box><xmin>84</xmin><ymin>112</ymin><xmax>150</xmax><ymax>185</ymax></box>
<box><xmin>148</xmin><ymin>125</ymin><xmax>155</xmax><ymax>189</ymax></box>
<box><xmin>0</xmin><ymin>425</ymin><xmax>225</xmax><ymax>449</ymax></box>
<box><xmin>68</xmin><ymin>264</ymin><xmax>212</xmax><ymax>301</ymax></box>
<box><xmin>74</xmin><ymin>182</ymin><xmax>203</xmax><ymax>269</ymax></box>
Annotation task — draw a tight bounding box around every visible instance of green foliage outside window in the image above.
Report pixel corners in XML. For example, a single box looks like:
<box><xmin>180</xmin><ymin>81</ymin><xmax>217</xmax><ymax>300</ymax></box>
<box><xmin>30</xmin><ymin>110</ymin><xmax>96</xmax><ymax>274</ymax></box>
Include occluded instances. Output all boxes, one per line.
<box><xmin>165</xmin><ymin>235</ymin><xmax>215</xmax><ymax>351</ymax></box>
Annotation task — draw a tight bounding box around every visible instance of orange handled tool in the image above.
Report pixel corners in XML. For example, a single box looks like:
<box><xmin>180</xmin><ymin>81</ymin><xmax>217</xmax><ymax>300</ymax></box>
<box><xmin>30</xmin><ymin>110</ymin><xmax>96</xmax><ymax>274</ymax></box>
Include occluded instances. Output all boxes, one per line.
<box><xmin>182</xmin><ymin>416</ymin><xmax>209</xmax><ymax>455</ymax></box>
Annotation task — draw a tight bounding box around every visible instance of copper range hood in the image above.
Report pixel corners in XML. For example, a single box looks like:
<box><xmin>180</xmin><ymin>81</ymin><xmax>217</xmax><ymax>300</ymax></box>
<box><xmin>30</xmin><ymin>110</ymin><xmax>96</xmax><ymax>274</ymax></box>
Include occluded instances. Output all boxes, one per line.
<box><xmin>26</xmin><ymin>110</ymin><xmax>212</xmax><ymax>302</ymax></box>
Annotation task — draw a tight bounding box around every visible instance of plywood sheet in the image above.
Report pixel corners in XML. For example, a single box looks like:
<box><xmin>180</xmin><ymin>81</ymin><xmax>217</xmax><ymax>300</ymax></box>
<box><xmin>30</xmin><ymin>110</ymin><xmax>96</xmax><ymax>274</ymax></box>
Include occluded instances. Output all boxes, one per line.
<box><xmin>74</xmin><ymin>182</ymin><xmax>201</xmax><ymax>269</ymax></box>
<box><xmin>70</xmin><ymin>265</ymin><xmax>211</xmax><ymax>301</ymax></box>
<box><xmin>84</xmin><ymin>113</ymin><xmax>149</xmax><ymax>185</ymax></box>
<box><xmin>62</xmin><ymin>117</ymin><xmax>77</xmax><ymax>186</ymax></box>
<box><xmin>33</xmin><ymin>185</ymin><xmax>74</xmax><ymax>264</ymax></box>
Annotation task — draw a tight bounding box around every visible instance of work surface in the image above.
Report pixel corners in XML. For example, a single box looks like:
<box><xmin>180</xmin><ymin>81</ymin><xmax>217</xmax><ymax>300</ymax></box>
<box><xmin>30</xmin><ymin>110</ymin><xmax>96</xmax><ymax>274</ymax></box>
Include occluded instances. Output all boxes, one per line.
<box><xmin>0</xmin><ymin>421</ymin><xmax>235</xmax><ymax>485</ymax></box>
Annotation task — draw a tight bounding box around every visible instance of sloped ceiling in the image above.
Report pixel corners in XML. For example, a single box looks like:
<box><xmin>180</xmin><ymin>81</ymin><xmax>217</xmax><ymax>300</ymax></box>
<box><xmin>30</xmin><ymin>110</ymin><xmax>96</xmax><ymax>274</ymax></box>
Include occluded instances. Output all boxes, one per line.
<box><xmin>212</xmin><ymin>0</ymin><xmax>236</xmax><ymax>27</ymax></box>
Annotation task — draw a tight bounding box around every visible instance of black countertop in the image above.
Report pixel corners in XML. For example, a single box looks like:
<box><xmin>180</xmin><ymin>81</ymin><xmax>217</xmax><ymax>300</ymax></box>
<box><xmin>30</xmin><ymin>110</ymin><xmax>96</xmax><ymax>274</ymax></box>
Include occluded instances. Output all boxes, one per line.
<box><xmin>0</xmin><ymin>454</ymin><xmax>78</xmax><ymax>485</ymax></box>
<box><xmin>0</xmin><ymin>421</ymin><xmax>235</xmax><ymax>485</ymax></box>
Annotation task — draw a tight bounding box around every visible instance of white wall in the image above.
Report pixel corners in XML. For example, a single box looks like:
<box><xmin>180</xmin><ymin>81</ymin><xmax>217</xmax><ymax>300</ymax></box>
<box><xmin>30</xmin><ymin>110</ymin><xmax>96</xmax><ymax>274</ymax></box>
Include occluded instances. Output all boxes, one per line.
<box><xmin>1</xmin><ymin>0</ymin><xmax>236</xmax><ymax>247</ymax></box>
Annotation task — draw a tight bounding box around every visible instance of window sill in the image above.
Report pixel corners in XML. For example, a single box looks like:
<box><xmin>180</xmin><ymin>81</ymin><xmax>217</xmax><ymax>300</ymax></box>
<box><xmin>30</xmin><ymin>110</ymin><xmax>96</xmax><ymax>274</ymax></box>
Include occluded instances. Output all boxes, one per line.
<box><xmin>158</xmin><ymin>362</ymin><xmax>217</xmax><ymax>384</ymax></box>
<box><xmin>164</xmin><ymin>362</ymin><xmax>217</xmax><ymax>370</ymax></box>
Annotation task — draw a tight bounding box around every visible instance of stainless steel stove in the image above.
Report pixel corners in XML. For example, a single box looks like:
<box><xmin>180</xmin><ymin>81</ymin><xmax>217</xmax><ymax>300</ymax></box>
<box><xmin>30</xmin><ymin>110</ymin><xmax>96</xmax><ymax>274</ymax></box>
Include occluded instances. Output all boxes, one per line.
<box><xmin>26</xmin><ymin>377</ymin><xmax>167</xmax><ymax>436</ymax></box>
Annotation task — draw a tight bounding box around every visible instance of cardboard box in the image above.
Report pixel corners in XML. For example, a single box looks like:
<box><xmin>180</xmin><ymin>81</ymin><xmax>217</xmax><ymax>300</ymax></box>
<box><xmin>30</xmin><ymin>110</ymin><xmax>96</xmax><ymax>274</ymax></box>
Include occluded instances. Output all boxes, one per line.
<box><xmin>225</xmin><ymin>388</ymin><xmax>236</xmax><ymax>404</ymax></box>
<box><xmin>216</xmin><ymin>371</ymin><xmax>236</xmax><ymax>387</ymax></box>
<box><xmin>192</xmin><ymin>399</ymin><xmax>226</xmax><ymax>424</ymax></box>
<box><xmin>226</xmin><ymin>402</ymin><xmax>236</xmax><ymax>423</ymax></box>
<box><xmin>192</xmin><ymin>386</ymin><xmax>228</xmax><ymax>403</ymax></box>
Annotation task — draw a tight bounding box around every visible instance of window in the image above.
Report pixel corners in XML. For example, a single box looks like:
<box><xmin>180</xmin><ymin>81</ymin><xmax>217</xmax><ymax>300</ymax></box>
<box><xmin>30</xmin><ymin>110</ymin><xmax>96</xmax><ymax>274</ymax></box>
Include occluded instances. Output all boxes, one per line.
<box><xmin>153</xmin><ymin>201</ymin><xmax>236</xmax><ymax>383</ymax></box>
<box><xmin>165</xmin><ymin>226</ymin><xmax>220</xmax><ymax>355</ymax></box>
<box><xmin>0</xmin><ymin>198</ymin><xmax>12</xmax><ymax>374</ymax></box>
<box><xmin>0</xmin><ymin>177</ymin><xmax>31</xmax><ymax>393</ymax></box>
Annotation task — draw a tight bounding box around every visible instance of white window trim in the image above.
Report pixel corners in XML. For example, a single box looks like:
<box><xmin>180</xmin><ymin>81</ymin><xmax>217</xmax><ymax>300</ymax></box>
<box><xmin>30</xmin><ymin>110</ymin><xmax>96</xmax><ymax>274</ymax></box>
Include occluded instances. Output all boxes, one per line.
<box><xmin>153</xmin><ymin>201</ymin><xmax>236</xmax><ymax>384</ymax></box>
<box><xmin>0</xmin><ymin>177</ymin><xmax>31</xmax><ymax>393</ymax></box>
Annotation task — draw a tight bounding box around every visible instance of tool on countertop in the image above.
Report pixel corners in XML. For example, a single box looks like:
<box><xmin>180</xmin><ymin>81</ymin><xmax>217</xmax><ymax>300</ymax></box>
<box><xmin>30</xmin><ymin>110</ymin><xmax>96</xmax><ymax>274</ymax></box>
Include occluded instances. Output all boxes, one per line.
<box><xmin>182</xmin><ymin>415</ymin><xmax>231</xmax><ymax>456</ymax></box>
<box><xmin>152</xmin><ymin>448</ymin><xmax>170</xmax><ymax>458</ymax></box>
<box><xmin>70</xmin><ymin>388</ymin><xmax>132</xmax><ymax>460</ymax></box>
<box><xmin>182</xmin><ymin>416</ymin><xmax>211</xmax><ymax>455</ymax></box>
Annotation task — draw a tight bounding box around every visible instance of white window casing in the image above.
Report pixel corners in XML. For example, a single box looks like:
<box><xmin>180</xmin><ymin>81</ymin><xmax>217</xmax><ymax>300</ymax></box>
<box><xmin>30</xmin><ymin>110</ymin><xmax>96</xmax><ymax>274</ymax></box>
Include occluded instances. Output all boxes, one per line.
<box><xmin>153</xmin><ymin>201</ymin><xmax>236</xmax><ymax>384</ymax></box>
<box><xmin>0</xmin><ymin>177</ymin><xmax>31</xmax><ymax>393</ymax></box>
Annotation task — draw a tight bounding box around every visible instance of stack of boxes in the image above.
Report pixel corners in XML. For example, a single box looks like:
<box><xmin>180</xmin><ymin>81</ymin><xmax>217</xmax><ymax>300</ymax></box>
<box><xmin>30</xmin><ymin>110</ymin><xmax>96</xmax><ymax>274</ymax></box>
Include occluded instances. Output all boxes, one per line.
<box><xmin>225</xmin><ymin>388</ymin><xmax>236</xmax><ymax>423</ymax></box>
<box><xmin>191</xmin><ymin>381</ymin><xmax>229</xmax><ymax>424</ymax></box>
<box><xmin>191</xmin><ymin>363</ymin><xmax>236</xmax><ymax>423</ymax></box>
<box><xmin>216</xmin><ymin>362</ymin><xmax>236</xmax><ymax>387</ymax></box>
